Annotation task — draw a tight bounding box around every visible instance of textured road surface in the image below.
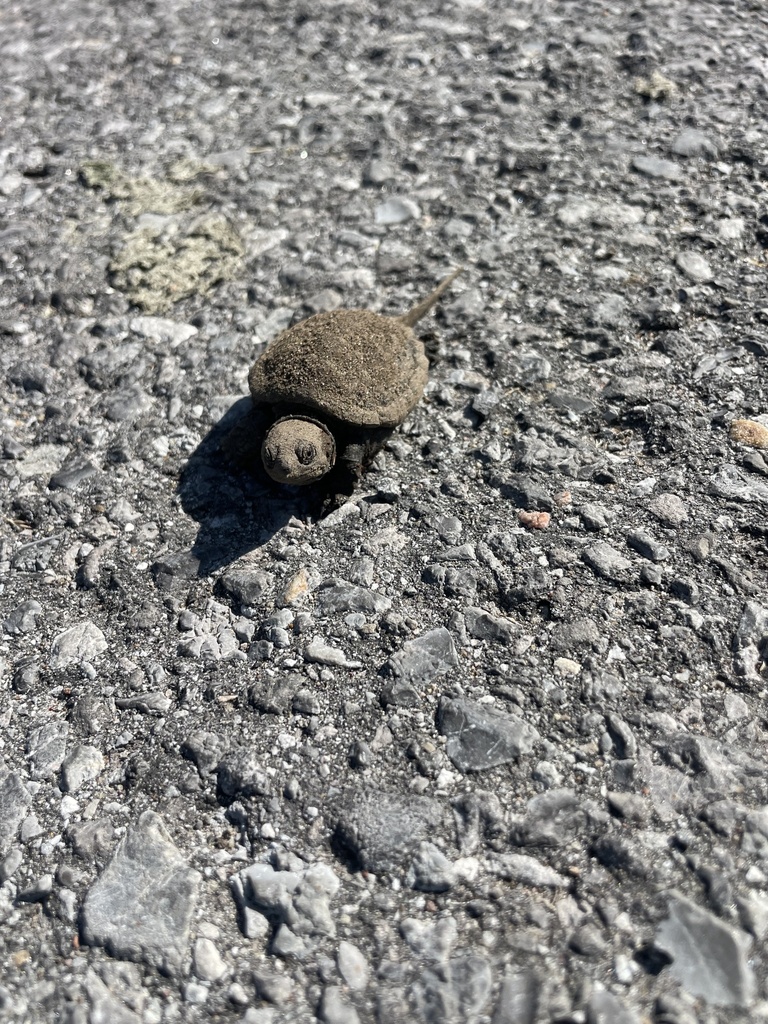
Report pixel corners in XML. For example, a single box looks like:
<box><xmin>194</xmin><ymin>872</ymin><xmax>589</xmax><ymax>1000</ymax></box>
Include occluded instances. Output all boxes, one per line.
<box><xmin>1</xmin><ymin>1</ymin><xmax>768</xmax><ymax>1022</ymax></box>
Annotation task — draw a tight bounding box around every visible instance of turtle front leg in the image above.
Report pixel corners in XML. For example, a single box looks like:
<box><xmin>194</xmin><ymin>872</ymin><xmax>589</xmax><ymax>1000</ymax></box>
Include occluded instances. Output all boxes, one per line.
<box><xmin>317</xmin><ymin>445</ymin><xmax>367</xmax><ymax>513</ymax></box>
<box><xmin>320</xmin><ymin>432</ymin><xmax>393</xmax><ymax>513</ymax></box>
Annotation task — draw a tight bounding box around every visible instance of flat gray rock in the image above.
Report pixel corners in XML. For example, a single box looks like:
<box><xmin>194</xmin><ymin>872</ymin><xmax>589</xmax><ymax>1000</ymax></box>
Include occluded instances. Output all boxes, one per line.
<box><xmin>80</xmin><ymin>811</ymin><xmax>201</xmax><ymax>974</ymax></box>
<box><xmin>581</xmin><ymin>541</ymin><xmax>634</xmax><ymax>583</ymax></box>
<box><xmin>0</xmin><ymin>767</ymin><xmax>32</xmax><ymax>856</ymax></box>
<box><xmin>49</xmin><ymin>621</ymin><xmax>107</xmax><ymax>669</ymax></box>
<box><xmin>492</xmin><ymin>969</ymin><xmax>540</xmax><ymax>1024</ymax></box>
<box><xmin>631</xmin><ymin>154</ymin><xmax>683</xmax><ymax>180</ymax></box>
<box><xmin>586</xmin><ymin>985</ymin><xmax>640</xmax><ymax>1024</ymax></box>
<box><xmin>490</xmin><ymin>852</ymin><xmax>570</xmax><ymax>889</ymax></box>
<box><xmin>319</xmin><ymin>985</ymin><xmax>361</xmax><ymax>1024</ymax></box>
<box><xmin>314</xmin><ymin>580</ymin><xmax>391</xmax><ymax>616</ymax></box>
<box><xmin>234</xmin><ymin>859</ymin><xmax>340</xmax><ymax>961</ymax></box>
<box><xmin>655</xmin><ymin>892</ymin><xmax>756</xmax><ymax>1008</ymax></box>
<box><xmin>27</xmin><ymin>721</ymin><xmax>69</xmax><ymax>780</ymax></box>
<box><xmin>675</xmin><ymin>251</ymin><xmax>714</xmax><ymax>284</ymax></box>
<box><xmin>709</xmin><ymin>464</ymin><xmax>768</xmax><ymax>505</ymax></box>
<box><xmin>413</xmin><ymin>954</ymin><xmax>493</xmax><ymax>1024</ymax></box>
<box><xmin>464</xmin><ymin>607</ymin><xmax>517</xmax><ymax>644</ymax></box>
<box><xmin>60</xmin><ymin>744</ymin><xmax>105</xmax><ymax>793</ymax></box>
<box><xmin>385</xmin><ymin>626</ymin><xmax>459</xmax><ymax>688</ymax></box>
<box><xmin>48</xmin><ymin>459</ymin><xmax>98</xmax><ymax>491</ymax></box>
<box><xmin>129</xmin><ymin>316</ymin><xmax>197</xmax><ymax>344</ymax></box>
<box><xmin>671</xmin><ymin>128</ymin><xmax>720</xmax><ymax>160</ymax></box>
<box><xmin>374</xmin><ymin>197</ymin><xmax>421</xmax><ymax>225</ymax></box>
<box><xmin>406</xmin><ymin>841</ymin><xmax>457</xmax><ymax>892</ymax></box>
<box><xmin>437</xmin><ymin>698</ymin><xmax>539</xmax><ymax>772</ymax></box>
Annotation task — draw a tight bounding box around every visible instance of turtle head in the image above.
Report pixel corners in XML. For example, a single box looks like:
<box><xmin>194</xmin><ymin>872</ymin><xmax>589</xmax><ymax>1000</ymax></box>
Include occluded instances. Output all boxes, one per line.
<box><xmin>261</xmin><ymin>416</ymin><xmax>336</xmax><ymax>485</ymax></box>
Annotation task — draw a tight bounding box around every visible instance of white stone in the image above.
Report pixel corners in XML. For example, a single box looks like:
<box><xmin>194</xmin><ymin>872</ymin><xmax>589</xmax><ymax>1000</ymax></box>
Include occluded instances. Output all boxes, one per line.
<box><xmin>193</xmin><ymin>937</ymin><xmax>227</xmax><ymax>982</ymax></box>
<box><xmin>337</xmin><ymin>940</ymin><xmax>369</xmax><ymax>991</ymax></box>
<box><xmin>50</xmin><ymin>622</ymin><xmax>107</xmax><ymax>669</ymax></box>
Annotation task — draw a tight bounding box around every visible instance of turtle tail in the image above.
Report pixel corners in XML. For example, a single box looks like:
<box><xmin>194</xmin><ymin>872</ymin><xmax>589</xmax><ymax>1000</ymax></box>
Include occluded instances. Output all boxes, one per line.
<box><xmin>398</xmin><ymin>267</ymin><xmax>462</xmax><ymax>327</ymax></box>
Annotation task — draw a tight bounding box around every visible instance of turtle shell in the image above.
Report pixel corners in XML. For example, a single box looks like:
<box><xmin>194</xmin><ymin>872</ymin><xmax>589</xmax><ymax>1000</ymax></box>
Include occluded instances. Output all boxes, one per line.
<box><xmin>248</xmin><ymin>310</ymin><xmax>429</xmax><ymax>428</ymax></box>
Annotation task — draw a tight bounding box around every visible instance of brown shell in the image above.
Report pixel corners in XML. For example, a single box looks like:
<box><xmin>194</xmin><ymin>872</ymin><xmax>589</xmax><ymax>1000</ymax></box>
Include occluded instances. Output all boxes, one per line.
<box><xmin>248</xmin><ymin>309</ymin><xmax>429</xmax><ymax>428</ymax></box>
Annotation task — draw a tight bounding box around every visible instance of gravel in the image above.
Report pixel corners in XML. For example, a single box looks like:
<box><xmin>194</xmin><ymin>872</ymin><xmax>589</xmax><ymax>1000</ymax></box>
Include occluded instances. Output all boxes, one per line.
<box><xmin>2</xmin><ymin>0</ymin><xmax>768</xmax><ymax>1020</ymax></box>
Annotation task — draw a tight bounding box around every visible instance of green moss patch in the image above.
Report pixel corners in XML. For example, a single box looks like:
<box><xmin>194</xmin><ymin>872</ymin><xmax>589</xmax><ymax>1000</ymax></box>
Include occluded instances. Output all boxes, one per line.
<box><xmin>109</xmin><ymin>214</ymin><xmax>244</xmax><ymax>313</ymax></box>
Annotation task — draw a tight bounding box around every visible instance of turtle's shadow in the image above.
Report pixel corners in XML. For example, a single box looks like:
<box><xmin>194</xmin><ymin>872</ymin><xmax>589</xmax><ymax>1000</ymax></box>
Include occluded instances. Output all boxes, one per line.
<box><xmin>176</xmin><ymin>398</ymin><xmax>322</xmax><ymax>576</ymax></box>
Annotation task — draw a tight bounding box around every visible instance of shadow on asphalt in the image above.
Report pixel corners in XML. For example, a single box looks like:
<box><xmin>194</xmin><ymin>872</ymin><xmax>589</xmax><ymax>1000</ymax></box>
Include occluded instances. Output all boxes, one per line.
<box><xmin>169</xmin><ymin>397</ymin><xmax>320</xmax><ymax>577</ymax></box>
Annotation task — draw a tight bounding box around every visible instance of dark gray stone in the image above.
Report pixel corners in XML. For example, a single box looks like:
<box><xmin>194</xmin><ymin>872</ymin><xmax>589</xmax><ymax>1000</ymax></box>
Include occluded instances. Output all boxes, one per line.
<box><xmin>495</xmin><ymin>475</ymin><xmax>553</xmax><ymax>511</ymax></box>
<box><xmin>626</xmin><ymin>529</ymin><xmax>670</xmax><ymax>562</ymax></box>
<box><xmin>436</xmin><ymin>544</ymin><xmax>477</xmax><ymax>562</ymax></box>
<box><xmin>181</xmin><ymin>730</ymin><xmax>229</xmax><ymax>774</ymax></box>
<box><xmin>464</xmin><ymin>607</ymin><xmax>517</xmax><ymax>644</ymax></box>
<box><xmin>152</xmin><ymin>549</ymin><xmax>202</xmax><ymax>583</ymax></box>
<box><xmin>437</xmin><ymin>698</ymin><xmax>539</xmax><ymax>772</ymax></box>
<box><xmin>49</xmin><ymin>459</ymin><xmax>98</xmax><ymax>490</ymax></box>
<box><xmin>552</xmin><ymin>617</ymin><xmax>601</xmax><ymax>649</ymax></box>
<box><xmin>217</xmin><ymin>748</ymin><xmax>271</xmax><ymax>799</ymax></box>
<box><xmin>17</xmin><ymin>873</ymin><xmax>53</xmax><ymax>903</ymax></box>
<box><xmin>81</xmin><ymin>811</ymin><xmax>200</xmax><ymax>974</ymax></box>
<box><xmin>384</xmin><ymin>627</ymin><xmax>459</xmax><ymax>691</ymax></box>
<box><xmin>579</xmin><ymin>503</ymin><xmax>610</xmax><ymax>531</ymax></box>
<box><xmin>452</xmin><ymin>791</ymin><xmax>506</xmax><ymax>854</ymax></box>
<box><xmin>2</xmin><ymin>599</ymin><xmax>43</xmax><ymax>635</ymax></box>
<box><xmin>333</xmin><ymin>789</ymin><xmax>449</xmax><ymax>874</ymax></box>
<box><xmin>601</xmin><ymin>376</ymin><xmax>649</xmax><ymax>404</ymax></box>
<box><xmin>249</xmin><ymin>675</ymin><xmax>301</xmax><ymax>714</ymax></box>
<box><xmin>606</xmin><ymin>792</ymin><xmax>649</xmax><ymax>823</ymax></box>
<box><xmin>11</xmin><ymin>658</ymin><xmax>38</xmax><ymax>694</ymax></box>
<box><xmin>423</xmin><ymin>565</ymin><xmax>478</xmax><ymax>600</ymax></box>
<box><xmin>11</xmin><ymin>539</ymin><xmax>60</xmax><ymax>572</ymax></box>
<box><xmin>67</xmin><ymin>819</ymin><xmax>117</xmax><ymax>861</ymax></box>
<box><xmin>593</xmin><ymin>835</ymin><xmax>651</xmax><ymax>876</ymax></box>
<box><xmin>509</xmin><ymin>789</ymin><xmax>585</xmax><ymax>848</ymax></box>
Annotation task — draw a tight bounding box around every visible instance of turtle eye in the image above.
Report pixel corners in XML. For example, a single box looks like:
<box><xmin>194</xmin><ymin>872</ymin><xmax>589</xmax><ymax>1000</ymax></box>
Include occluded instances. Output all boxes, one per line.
<box><xmin>263</xmin><ymin>446</ymin><xmax>278</xmax><ymax>466</ymax></box>
<box><xmin>295</xmin><ymin>441</ymin><xmax>317</xmax><ymax>466</ymax></box>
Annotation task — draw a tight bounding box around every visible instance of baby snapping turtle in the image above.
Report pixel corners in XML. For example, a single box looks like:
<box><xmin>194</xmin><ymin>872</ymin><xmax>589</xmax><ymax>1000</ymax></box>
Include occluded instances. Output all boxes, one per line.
<box><xmin>248</xmin><ymin>268</ymin><xmax>461</xmax><ymax>487</ymax></box>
